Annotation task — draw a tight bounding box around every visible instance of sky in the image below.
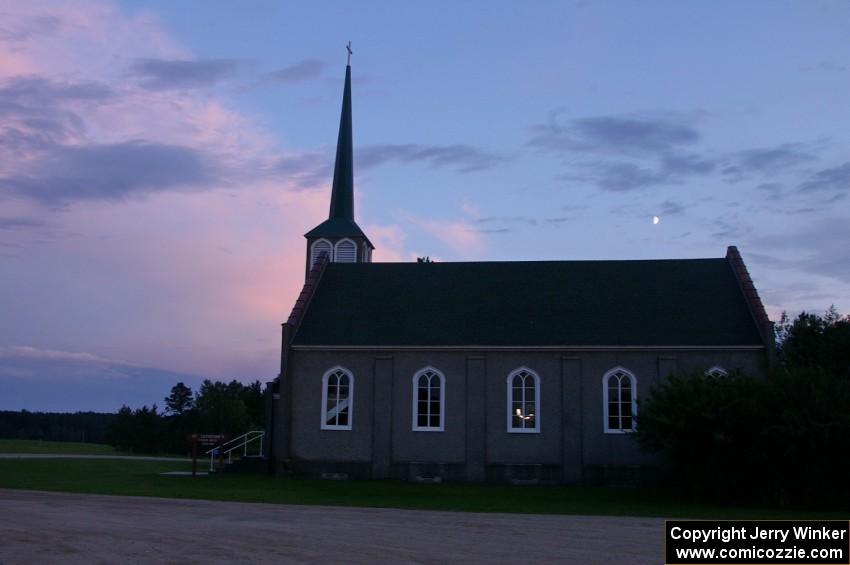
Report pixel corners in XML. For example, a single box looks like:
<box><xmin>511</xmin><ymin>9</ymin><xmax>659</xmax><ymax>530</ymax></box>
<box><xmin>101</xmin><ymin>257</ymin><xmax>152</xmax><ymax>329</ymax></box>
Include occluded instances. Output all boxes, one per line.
<box><xmin>1</xmin><ymin>0</ymin><xmax>848</xmax><ymax>412</ymax></box>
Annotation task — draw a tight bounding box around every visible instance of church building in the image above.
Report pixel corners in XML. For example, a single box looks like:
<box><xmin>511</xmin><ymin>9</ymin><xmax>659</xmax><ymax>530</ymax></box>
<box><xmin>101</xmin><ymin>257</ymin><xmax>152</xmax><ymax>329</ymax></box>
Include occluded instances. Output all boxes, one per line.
<box><xmin>266</xmin><ymin>59</ymin><xmax>773</xmax><ymax>484</ymax></box>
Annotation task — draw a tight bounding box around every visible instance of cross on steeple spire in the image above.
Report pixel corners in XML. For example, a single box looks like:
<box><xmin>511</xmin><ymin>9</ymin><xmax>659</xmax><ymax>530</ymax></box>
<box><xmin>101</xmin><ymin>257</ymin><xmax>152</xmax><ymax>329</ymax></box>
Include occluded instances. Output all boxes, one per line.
<box><xmin>346</xmin><ymin>41</ymin><xmax>352</xmax><ymax>65</ymax></box>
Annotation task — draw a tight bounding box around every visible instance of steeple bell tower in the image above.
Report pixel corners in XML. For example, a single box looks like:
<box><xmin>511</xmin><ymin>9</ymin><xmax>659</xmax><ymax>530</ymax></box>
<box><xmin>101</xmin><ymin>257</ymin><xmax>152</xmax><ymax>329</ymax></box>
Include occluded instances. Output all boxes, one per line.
<box><xmin>304</xmin><ymin>46</ymin><xmax>374</xmax><ymax>278</ymax></box>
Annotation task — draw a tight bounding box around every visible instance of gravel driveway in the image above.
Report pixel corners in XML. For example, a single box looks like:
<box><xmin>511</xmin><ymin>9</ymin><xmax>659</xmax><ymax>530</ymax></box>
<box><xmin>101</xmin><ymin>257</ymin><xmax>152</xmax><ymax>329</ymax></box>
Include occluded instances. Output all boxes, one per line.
<box><xmin>0</xmin><ymin>489</ymin><xmax>664</xmax><ymax>564</ymax></box>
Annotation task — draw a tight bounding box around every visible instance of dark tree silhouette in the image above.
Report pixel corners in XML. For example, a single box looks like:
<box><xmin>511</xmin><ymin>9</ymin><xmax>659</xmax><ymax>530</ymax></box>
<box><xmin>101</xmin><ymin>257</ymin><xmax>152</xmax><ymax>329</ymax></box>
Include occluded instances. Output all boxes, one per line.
<box><xmin>776</xmin><ymin>306</ymin><xmax>850</xmax><ymax>377</ymax></box>
<box><xmin>164</xmin><ymin>382</ymin><xmax>194</xmax><ymax>416</ymax></box>
<box><xmin>639</xmin><ymin>307</ymin><xmax>850</xmax><ymax>508</ymax></box>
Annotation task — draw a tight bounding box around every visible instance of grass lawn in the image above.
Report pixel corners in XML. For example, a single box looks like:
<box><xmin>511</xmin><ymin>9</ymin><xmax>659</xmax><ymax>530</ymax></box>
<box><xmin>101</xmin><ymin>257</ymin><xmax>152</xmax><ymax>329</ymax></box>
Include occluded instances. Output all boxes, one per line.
<box><xmin>0</xmin><ymin>439</ymin><xmax>124</xmax><ymax>455</ymax></box>
<box><xmin>0</xmin><ymin>458</ymin><xmax>845</xmax><ymax>519</ymax></box>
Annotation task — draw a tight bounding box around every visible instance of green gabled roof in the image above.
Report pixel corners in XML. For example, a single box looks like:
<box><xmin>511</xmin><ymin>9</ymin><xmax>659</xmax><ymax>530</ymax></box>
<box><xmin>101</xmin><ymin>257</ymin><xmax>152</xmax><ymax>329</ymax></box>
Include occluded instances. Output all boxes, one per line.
<box><xmin>290</xmin><ymin>259</ymin><xmax>766</xmax><ymax>347</ymax></box>
<box><xmin>304</xmin><ymin>217</ymin><xmax>373</xmax><ymax>247</ymax></box>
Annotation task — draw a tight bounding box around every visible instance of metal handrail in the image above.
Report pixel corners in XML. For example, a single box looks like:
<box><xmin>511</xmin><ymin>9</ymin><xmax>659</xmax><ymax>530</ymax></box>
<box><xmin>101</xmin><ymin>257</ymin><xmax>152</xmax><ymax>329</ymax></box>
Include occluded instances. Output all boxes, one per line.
<box><xmin>204</xmin><ymin>430</ymin><xmax>265</xmax><ymax>471</ymax></box>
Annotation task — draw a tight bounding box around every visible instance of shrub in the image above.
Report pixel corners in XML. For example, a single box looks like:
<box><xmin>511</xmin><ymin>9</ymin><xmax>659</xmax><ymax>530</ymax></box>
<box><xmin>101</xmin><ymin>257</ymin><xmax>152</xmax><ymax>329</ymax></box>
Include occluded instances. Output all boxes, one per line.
<box><xmin>637</xmin><ymin>367</ymin><xmax>850</xmax><ymax>508</ymax></box>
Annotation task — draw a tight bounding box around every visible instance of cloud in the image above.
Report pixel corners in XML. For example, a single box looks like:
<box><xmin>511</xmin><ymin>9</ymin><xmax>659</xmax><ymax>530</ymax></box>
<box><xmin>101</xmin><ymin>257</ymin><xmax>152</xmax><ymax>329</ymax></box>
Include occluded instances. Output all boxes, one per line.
<box><xmin>477</xmin><ymin>216</ymin><xmax>538</xmax><ymax>226</ymax></box>
<box><xmin>130</xmin><ymin>58</ymin><xmax>242</xmax><ymax>90</ymax></box>
<box><xmin>530</xmin><ymin>112</ymin><xmax>719</xmax><ymax>191</ymax></box>
<box><xmin>357</xmin><ymin>143</ymin><xmax>505</xmax><ymax>173</ymax></box>
<box><xmin>797</xmin><ymin>221</ymin><xmax>850</xmax><ymax>283</ymax></box>
<box><xmin>363</xmin><ymin>223</ymin><xmax>410</xmax><ymax>262</ymax></box>
<box><xmin>273</xmin><ymin>152</ymin><xmax>333</xmax><ymax>190</ymax></box>
<box><xmin>471</xmin><ymin>227</ymin><xmax>513</xmax><ymax>234</ymax></box>
<box><xmin>1</xmin><ymin>140</ymin><xmax>219</xmax><ymax>204</ymax></box>
<box><xmin>528</xmin><ymin>110</ymin><xmax>832</xmax><ymax>194</ymax></box>
<box><xmin>568</xmin><ymin>152</ymin><xmax>717</xmax><ymax>192</ymax></box>
<box><xmin>0</xmin><ymin>0</ymin><xmax>341</xmax><ymax>394</ymax></box>
<box><xmin>661</xmin><ymin>153</ymin><xmax>716</xmax><ymax>176</ymax></box>
<box><xmin>722</xmin><ymin>143</ymin><xmax>817</xmax><ymax>182</ymax></box>
<box><xmin>798</xmin><ymin>162</ymin><xmax>850</xmax><ymax>193</ymax></box>
<box><xmin>0</xmin><ymin>75</ymin><xmax>113</xmax><ymax>105</ymax></box>
<box><xmin>272</xmin><ymin>143</ymin><xmax>505</xmax><ymax>191</ymax></box>
<box><xmin>465</xmin><ymin>214</ymin><xmax>575</xmax><ymax>233</ymax></box>
<box><xmin>757</xmin><ymin>182</ymin><xmax>784</xmax><ymax>200</ymax></box>
<box><xmin>0</xmin><ymin>345</ymin><xmax>203</xmax><ymax>411</ymax></box>
<box><xmin>0</xmin><ymin>216</ymin><xmax>44</xmax><ymax>231</ymax></box>
<box><xmin>267</xmin><ymin>58</ymin><xmax>325</xmax><ymax>84</ymax></box>
<box><xmin>529</xmin><ymin>113</ymin><xmax>700</xmax><ymax>157</ymax></box>
<box><xmin>658</xmin><ymin>200</ymin><xmax>686</xmax><ymax>216</ymax></box>
<box><xmin>736</xmin><ymin>144</ymin><xmax>816</xmax><ymax>173</ymax></box>
<box><xmin>0</xmin><ymin>76</ymin><xmax>114</xmax><ymax>158</ymax></box>
<box><xmin>400</xmin><ymin>211</ymin><xmax>485</xmax><ymax>258</ymax></box>
<box><xmin>573</xmin><ymin>161</ymin><xmax>670</xmax><ymax>192</ymax></box>
<box><xmin>799</xmin><ymin>61</ymin><xmax>847</xmax><ymax>73</ymax></box>
<box><xmin>0</xmin><ymin>15</ymin><xmax>61</xmax><ymax>42</ymax></box>
<box><xmin>754</xmin><ymin>218</ymin><xmax>850</xmax><ymax>285</ymax></box>
<box><xmin>711</xmin><ymin>216</ymin><xmax>753</xmax><ymax>241</ymax></box>
<box><xmin>0</xmin><ymin>345</ymin><xmax>109</xmax><ymax>363</ymax></box>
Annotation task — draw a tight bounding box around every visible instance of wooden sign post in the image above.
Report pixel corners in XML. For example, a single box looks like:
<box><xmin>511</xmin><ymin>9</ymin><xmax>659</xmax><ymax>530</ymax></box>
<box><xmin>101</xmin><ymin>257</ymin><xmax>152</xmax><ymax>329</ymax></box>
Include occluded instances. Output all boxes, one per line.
<box><xmin>190</xmin><ymin>434</ymin><xmax>198</xmax><ymax>477</ymax></box>
<box><xmin>189</xmin><ymin>434</ymin><xmax>226</xmax><ymax>476</ymax></box>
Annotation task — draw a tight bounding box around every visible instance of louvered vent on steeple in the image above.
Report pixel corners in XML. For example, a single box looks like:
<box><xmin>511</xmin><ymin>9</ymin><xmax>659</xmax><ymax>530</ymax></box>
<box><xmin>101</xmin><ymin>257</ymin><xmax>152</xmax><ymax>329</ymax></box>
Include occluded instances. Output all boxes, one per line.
<box><xmin>311</xmin><ymin>240</ymin><xmax>332</xmax><ymax>268</ymax></box>
<box><xmin>334</xmin><ymin>239</ymin><xmax>356</xmax><ymax>263</ymax></box>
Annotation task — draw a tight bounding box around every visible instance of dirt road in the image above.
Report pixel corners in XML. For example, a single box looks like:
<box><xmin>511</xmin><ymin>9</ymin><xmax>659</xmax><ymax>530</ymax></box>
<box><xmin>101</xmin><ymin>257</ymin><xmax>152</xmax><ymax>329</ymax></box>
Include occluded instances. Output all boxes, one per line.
<box><xmin>0</xmin><ymin>489</ymin><xmax>663</xmax><ymax>564</ymax></box>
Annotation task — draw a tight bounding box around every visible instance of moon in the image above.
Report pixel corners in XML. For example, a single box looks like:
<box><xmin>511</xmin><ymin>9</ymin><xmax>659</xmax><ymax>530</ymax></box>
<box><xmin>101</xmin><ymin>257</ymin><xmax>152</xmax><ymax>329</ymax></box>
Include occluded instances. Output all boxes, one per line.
<box><xmin>652</xmin><ymin>215</ymin><xmax>660</xmax><ymax>225</ymax></box>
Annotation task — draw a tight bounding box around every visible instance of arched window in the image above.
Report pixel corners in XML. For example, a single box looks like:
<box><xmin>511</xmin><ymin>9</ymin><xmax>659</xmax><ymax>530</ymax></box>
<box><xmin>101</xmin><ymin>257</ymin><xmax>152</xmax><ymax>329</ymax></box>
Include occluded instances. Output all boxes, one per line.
<box><xmin>603</xmin><ymin>367</ymin><xmax>637</xmax><ymax>433</ymax></box>
<box><xmin>311</xmin><ymin>239</ymin><xmax>332</xmax><ymax>268</ymax></box>
<box><xmin>705</xmin><ymin>366</ymin><xmax>728</xmax><ymax>378</ymax></box>
<box><xmin>507</xmin><ymin>367</ymin><xmax>540</xmax><ymax>433</ymax></box>
<box><xmin>334</xmin><ymin>239</ymin><xmax>357</xmax><ymax>263</ymax></box>
<box><xmin>412</xmin><ymin>367</ymin><xmax>445</xmax><ymax>431</ymax></box>
<box><xmin>321</xmin><ymin>366</ymin><xmax>353</xmax><ymax>430</ymax></box>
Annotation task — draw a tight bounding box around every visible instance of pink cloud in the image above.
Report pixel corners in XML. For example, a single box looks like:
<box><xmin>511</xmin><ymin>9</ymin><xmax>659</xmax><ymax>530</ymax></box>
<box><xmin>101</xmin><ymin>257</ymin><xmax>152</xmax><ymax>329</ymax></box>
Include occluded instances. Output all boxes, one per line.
<box><xmin>365</xmin><ymin>223</ymin><xmax>411</xmax><ymax>262</ymax></box>
<box><xmin>0</xmin><ymin>1</ymin><xmax>342</xmax><ymax>381</ymax></box>
<box><xmin>399</xmin><ymin>211</ymin><xmax>486</xmax><ymax>259</ymax></box>
<box><xmin>0</xmin><ymin>346</ymin><xmax>109</xmax><ymax>363</ymax></box>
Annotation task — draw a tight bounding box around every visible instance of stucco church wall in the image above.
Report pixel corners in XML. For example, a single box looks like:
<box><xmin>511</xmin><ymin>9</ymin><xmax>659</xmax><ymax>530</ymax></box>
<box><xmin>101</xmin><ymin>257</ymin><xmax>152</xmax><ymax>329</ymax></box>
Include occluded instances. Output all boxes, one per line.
<box><xmin>483</xmin><ymin>353</ymin><xmax>563</xmax><ymax>466</ymax></box>
<box><xmin>577</xmin><ymin>349</ymin><xmax>766</xmax><ymax>466</ymax></box>
<box><xmin>390</xmin><ymin>352</ymin><xmax>467</xmax><ymax>464</ymax></box>
<box><xmin>283</xmin><ymin>347</ymin><xmax>766</xmax><ymax>481</ymax></box>
<box><xmin>289</xmin><ymin>352</ymin><xmax>374</xmax><ymax>463</ymax></box>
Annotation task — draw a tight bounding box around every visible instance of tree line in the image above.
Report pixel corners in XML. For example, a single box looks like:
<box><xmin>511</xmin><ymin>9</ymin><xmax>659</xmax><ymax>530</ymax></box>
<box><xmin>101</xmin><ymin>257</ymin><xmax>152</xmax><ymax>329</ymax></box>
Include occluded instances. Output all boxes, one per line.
<box><xmin>0</xmin><ymin>410</ymin><xmax>114</xmax><ymax>444</ymax></box>
<box><xmin>0</xmin><ymin>379</ymin><xmax>265</xmax><ymax>455</ymax></box>
<box><xmin>108</xmin><ymin>379</ymin><xmax>265</xmax><ymax>454</ymax></box>
<box><xmin>637</xmin><ymin>307</ymin><xmax>850</xmax><ymax>508</ymax></box>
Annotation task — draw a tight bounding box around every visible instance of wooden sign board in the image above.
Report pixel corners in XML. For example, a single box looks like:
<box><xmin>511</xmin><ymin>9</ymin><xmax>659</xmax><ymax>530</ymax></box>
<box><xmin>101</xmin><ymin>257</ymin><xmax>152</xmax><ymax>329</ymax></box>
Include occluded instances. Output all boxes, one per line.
<box><xmin>191</xmin><ymin>434</ymin><xmax>225</xmax><ymax>447</ymax></box>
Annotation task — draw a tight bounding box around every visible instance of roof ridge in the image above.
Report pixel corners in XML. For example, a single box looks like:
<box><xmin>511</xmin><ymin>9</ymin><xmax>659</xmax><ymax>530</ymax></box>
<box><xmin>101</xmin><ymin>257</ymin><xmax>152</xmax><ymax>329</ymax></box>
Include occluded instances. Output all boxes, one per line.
<box><xmin>323</xmin><ymin>257</ymin><xmax>727</xmax><ymax>266</ymax></box>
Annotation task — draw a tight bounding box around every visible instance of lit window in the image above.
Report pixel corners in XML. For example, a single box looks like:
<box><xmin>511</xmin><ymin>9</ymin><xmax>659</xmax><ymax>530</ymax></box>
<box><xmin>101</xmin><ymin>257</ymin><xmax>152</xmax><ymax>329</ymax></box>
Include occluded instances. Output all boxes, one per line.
<box><xmin>705</xmin><ymin>366</ymin><xmax>728</xmax><ymax>378</ymax></box>
<box><xmin>321</xmin><ymin>367</ymin><xmax>353</xmax><ymax>430</ymax></box>
<box><xmin>412</xmin><ymin>367</ymin><xmax>445</xmax><ymax>431</ymax></box>
<box><xmin>334</xmin><ymin>239</ymin><xmax>357</xmax><ymax>263</ymax></box>
<box><xmin>507</xmin><ymin>368</ymin><xmax>540</xmax><ymax>433</ymax></box>
<box><xmin>603</xmin><ymin>367</ymin><xmax>637</xmax><ymax>433</ymax></box>
<box><xmin>311</xmin><ymin>240</ymin><xmax>332</xmax><ymax>268</ymax></box>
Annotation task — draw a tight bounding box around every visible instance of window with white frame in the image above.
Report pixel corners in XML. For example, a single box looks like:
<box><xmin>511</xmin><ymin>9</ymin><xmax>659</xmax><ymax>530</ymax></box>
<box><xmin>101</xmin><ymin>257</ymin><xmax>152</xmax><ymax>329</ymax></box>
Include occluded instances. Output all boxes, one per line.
<box><xmin>310</xmin><ymin>240</ymin><xmax>332</xmax><ymax>268</ymax></box>
<box><xmin>603</xmin><ymin>367</ymin><xmax>637</xmax><ymax>433</ymax></box>
<box><xmin>705</xmin><ymin>366</ymin><xmax>728</xmax><ymax>378</ymax></box>
<box><xmin>334</xmin><ymin>239</ymin><xmax>357</xmax><ymax>262</ymax></box>
<box><xmin>412</xmin><ymin>367</ymin><xmax>445</xmax><ymax>431</ymax></box>
<box><xmin>507</xmin><ymin>367</ymin><xmax>540</xmax><ymax>433</ymax></box>
<box><xmin>321</xmin><ymin>367</ymin><xmax>353</xmax><ymax>430</ymax></box>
